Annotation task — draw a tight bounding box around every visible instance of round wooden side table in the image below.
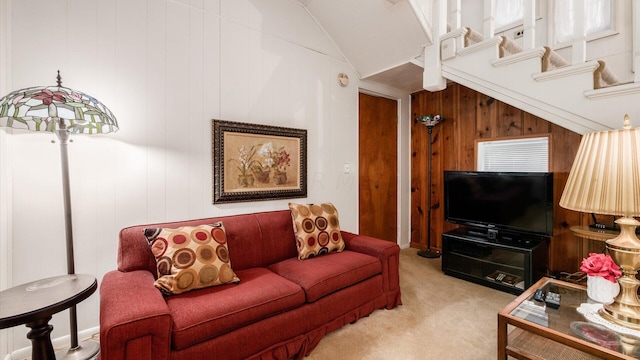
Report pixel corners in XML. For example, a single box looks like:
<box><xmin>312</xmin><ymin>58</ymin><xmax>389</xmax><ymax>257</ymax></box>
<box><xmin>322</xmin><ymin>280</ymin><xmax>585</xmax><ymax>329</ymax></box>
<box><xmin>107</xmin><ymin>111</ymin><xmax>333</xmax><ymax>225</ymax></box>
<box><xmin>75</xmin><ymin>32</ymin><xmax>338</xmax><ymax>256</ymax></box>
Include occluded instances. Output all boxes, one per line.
<box><xmin>570</xmin><ymin>225</ymin><xmax>619</xmax><ymax>242</ymax></box>
<box><xmin>0</xmin><ymin>274</ymin><xmax>97</xmax><ymax>360</ymax></box>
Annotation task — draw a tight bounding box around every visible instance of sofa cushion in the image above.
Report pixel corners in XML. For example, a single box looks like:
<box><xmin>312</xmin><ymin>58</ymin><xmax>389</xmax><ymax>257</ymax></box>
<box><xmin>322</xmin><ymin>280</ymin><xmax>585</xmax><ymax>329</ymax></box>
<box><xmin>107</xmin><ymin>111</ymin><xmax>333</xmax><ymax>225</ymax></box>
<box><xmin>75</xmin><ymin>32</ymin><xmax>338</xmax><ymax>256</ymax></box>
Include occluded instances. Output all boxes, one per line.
<box><xmin>268</xmin><ymin>250</ymin><xmax>381</xmax><ymax>303</ymax></box>
<box><xmin>144</xmin><ymin>223</ymin><xmax>240</xmax><ymax>295</ymax></box>
<box><xmin>166</xmin><ymin>267</ymin><xmax>305</xmax><ymax>350</ymax></box>
<box><xmin>289</xmin><ymin>202</ymin><xmax>345</xmax><ymax>260</ymax></box>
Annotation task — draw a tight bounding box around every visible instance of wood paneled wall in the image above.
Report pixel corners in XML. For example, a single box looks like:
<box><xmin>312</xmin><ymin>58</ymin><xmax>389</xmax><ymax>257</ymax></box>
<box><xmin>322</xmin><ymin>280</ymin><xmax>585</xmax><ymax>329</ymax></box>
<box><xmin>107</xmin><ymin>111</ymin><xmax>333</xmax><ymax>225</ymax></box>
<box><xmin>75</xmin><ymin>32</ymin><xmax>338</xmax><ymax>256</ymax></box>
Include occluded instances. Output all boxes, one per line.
<box><xmin>411</xmin><ymin>83</ymin><xmax>594</xmax><ymax>273</ymax></box>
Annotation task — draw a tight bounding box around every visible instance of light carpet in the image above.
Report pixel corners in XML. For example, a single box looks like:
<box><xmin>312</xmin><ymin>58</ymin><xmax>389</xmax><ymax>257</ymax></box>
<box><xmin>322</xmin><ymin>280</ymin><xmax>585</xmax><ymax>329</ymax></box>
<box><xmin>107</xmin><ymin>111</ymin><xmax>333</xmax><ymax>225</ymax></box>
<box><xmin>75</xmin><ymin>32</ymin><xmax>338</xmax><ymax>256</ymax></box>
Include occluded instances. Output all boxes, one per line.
<box><xmin>27</xmin><ymin>248</ymin><xmax>513</xmax><ymax>360</ymax></box>
<box><xmin>306</xmin><ymin>247</ymin><xmax>516</xmax><ymax>360</ymax></box>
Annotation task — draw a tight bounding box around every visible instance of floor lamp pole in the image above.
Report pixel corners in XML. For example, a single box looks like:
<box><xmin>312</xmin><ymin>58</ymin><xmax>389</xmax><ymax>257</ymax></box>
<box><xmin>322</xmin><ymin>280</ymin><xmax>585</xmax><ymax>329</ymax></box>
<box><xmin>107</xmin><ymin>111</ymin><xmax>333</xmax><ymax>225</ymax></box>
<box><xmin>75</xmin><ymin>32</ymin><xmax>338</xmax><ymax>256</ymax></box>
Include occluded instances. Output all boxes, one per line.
<box><xmin>414</xmin><ymin>114</ymin><xmax>444</xmax><ymax>258</ymax></box>
<box><xmin>56</xmin><ymin>129</ymin><xmax>100</xmax><ymax>360</ymax></box>
<box><xmin>417</xmin><ymin>126</ymin><xmax>440</xmax><ymax>258</ymax></box>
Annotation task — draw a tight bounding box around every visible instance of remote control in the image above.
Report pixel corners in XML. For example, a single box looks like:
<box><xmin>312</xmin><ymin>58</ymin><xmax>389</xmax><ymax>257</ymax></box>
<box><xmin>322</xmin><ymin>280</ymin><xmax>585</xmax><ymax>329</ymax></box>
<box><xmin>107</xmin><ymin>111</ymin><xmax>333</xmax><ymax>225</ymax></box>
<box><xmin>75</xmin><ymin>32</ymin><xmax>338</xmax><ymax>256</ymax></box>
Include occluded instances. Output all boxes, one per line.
<box><xmin>533</xmin><ymin>289</ymin><xmax>546</xmax><ymax>302</ymax></box>
<box><xmin>545</xmin><ymin>291</ymin><xmax>561</xmax><ymax>309</ymax></box>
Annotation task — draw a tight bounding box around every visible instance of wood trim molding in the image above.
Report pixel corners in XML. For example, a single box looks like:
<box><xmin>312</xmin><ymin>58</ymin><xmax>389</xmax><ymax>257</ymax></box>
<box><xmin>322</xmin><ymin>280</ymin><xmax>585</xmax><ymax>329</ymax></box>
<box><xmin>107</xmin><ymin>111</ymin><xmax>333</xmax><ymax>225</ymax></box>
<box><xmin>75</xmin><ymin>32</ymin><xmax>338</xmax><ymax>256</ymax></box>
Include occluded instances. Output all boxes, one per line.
<box><xmin>490</xmin><ymin>47</ymin><xmax>546</xmax><ymax>68</ymax></box>
<box><xmin>457</xmin><ymin>36</ymin><xmax>502</xmax><ymax>57</ymax></box>
<box><xmin>584</xmin><ymin>82</ymin><xmax>640</xmax><ymax>99</ymax></box>
<box><xmin>532</xmin><ymin>61</ymin><xmax>599</xmax><ymax>82</ymax></box>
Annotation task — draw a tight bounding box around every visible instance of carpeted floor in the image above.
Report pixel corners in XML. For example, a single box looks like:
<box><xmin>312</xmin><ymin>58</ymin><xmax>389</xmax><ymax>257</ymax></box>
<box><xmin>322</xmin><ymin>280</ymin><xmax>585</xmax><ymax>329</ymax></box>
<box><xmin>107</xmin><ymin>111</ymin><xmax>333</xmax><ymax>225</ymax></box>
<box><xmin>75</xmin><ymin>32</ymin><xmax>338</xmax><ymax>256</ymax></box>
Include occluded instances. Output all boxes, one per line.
<box><xmin>306</xmin><ymin>247</ymin><xmax>516</xmax><ymax>360</ymax></box>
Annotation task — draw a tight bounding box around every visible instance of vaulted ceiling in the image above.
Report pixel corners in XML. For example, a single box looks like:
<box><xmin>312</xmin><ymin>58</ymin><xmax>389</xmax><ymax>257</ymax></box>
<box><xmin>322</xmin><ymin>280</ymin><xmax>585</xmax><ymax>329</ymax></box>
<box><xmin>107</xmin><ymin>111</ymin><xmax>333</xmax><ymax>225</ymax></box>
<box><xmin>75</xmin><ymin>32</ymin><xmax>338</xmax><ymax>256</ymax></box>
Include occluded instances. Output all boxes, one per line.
<box><xmin>299</xmin><ymin>0</ymin><xmax>431</xmax><ymax>92</ymax></box>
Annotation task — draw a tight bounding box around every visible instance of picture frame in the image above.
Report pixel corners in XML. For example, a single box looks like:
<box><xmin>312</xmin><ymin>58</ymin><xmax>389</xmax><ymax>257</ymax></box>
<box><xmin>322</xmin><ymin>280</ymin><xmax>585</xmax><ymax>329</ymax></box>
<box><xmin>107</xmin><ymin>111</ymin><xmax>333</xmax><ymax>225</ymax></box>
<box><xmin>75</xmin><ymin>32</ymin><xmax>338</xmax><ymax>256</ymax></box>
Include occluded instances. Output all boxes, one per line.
<box><xmin>212</xmin><ymin>119</ymin><xmax>307</xmax><ymax>204</ymax></box>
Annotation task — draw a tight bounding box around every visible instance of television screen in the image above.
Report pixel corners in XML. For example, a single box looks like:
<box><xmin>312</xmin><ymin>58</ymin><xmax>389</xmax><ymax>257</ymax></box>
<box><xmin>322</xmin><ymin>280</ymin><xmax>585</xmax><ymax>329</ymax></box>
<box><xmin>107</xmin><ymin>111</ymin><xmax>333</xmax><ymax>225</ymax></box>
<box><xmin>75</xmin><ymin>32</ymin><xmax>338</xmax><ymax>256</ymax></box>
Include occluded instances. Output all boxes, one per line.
<box><xmin>444</xmin><ymin>171</ymin><xmax>554</xmax><ymax>238</ymax></box>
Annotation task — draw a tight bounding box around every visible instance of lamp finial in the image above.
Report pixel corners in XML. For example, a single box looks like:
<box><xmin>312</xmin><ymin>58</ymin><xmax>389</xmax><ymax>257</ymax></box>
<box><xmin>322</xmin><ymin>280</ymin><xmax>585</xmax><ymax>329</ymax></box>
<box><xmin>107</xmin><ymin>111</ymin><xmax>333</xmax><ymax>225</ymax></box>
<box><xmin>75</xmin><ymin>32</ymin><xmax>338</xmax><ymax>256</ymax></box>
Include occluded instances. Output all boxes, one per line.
<box><xmin>56</xmin><ymin>70</ymin><xmax>62</xmax><ymax>87</ymax></box>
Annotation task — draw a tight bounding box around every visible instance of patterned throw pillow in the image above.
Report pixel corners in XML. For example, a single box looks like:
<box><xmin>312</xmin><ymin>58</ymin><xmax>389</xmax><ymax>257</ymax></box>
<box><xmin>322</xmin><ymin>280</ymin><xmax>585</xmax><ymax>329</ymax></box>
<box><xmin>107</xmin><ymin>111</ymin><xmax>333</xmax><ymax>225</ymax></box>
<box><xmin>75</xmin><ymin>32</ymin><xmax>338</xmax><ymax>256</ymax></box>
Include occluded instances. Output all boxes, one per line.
<box><xmin>289</xmin><ymin>202</ymin><xmax>345</xmax><ymax>260</ymax></box>
<box><xmin>144</xmin><ymin>222</ymin><xmax>240</xmax><ymax>295</ymax></box>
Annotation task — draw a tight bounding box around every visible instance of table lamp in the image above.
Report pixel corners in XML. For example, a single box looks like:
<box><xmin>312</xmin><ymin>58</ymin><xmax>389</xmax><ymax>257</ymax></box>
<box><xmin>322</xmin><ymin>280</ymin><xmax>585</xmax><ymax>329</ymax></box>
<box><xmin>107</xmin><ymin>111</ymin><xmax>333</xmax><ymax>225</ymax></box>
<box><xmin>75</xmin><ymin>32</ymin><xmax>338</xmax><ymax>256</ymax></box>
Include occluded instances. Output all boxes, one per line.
<box><xmin>559</xmin><ymin>114</ymin><xmax>640</xmax><ymax>330</ymax></box>
<box><xmin>0</xmin><ymin>71</ymin><xmax>119</xmax><ymax>359</ymax></box>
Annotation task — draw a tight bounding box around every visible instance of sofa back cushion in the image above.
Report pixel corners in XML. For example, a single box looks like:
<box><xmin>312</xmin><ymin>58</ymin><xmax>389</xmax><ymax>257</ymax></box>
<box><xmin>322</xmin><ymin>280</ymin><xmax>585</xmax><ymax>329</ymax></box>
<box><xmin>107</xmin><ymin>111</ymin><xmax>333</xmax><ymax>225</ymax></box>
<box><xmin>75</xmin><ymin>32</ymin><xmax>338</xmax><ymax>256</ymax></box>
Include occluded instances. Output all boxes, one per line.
<box><xmin>118</xmin><ymin>210</ymin><xmax>298</xmax><ymax>275</ymax></box>
<box><xmin>143</xmin><ymin>223</ymin><xmax>240</xmax><ymax>295</ymax></box>
<box><xmin>288</xmin><ymin>202</ymin><xmax>345</xmax><ymax>260</ymax></box>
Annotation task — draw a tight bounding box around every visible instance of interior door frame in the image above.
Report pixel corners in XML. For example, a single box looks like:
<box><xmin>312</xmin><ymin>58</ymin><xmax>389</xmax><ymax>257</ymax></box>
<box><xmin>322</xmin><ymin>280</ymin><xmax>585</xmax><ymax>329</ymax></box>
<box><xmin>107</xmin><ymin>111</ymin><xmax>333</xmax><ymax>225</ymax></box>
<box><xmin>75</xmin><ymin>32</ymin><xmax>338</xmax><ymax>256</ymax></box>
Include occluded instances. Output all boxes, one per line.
<box><xmin>357</xmin><ymin>86</ymin><xmax>410</xmax><ymax>248</ymax></box>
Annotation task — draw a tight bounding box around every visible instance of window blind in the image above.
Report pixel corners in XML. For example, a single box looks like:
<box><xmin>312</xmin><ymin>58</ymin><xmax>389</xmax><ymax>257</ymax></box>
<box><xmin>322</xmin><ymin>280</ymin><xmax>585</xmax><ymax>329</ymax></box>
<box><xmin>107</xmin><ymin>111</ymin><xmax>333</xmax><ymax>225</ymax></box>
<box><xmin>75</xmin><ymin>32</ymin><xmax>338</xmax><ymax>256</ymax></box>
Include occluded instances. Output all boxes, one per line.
<box><xmin>477</xmin><ymin>137</ymin><xmax>549</xmax><ymax>172</ymax></box>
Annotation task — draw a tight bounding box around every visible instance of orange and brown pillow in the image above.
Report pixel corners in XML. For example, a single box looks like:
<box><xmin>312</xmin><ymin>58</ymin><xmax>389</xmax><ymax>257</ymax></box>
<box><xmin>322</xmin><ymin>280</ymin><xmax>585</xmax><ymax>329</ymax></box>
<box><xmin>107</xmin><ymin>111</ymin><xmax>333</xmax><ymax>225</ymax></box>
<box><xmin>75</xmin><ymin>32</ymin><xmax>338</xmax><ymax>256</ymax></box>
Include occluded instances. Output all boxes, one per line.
<box><xmin>289</xmin><ymin>202</ymin><xmax>345</xmax><ymax>260</ymax></box>
<box><xmin>144</xmin><ymin>222</ymin><xmax>240</xmax><ymax>295</ymax></box>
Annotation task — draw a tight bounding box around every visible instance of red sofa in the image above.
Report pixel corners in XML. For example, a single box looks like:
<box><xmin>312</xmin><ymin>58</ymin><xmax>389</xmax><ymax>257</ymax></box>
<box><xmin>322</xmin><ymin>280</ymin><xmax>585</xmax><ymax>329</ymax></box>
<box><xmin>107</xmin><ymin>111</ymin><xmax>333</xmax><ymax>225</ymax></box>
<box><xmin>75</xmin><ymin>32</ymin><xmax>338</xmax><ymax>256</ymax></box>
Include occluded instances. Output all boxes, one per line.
<box><xmin>99</xmin><ymin>210</ymin><xmax>401</xmax><ymax>360</ymax></box>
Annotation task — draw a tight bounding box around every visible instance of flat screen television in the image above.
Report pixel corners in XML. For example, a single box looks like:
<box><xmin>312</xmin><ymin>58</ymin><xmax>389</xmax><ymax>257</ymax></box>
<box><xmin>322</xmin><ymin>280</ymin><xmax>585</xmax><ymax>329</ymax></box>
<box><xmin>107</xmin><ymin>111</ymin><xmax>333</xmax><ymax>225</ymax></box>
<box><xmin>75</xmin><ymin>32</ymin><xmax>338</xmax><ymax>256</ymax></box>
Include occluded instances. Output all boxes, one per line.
<box><xmin>444</xmin><ymin>171</ymin><xmax>554</xmax><ymax>238</ymax></box>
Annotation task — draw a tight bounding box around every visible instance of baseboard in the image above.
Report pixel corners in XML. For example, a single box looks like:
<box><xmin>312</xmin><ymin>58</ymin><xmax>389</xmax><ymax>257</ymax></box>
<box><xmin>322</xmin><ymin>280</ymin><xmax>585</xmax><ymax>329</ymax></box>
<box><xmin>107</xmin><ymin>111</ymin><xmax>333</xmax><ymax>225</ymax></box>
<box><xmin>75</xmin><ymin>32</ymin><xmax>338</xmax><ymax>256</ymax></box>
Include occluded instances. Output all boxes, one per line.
<box><xmin>4</xmin><ymin>326</ymin><xmax>99</xmax><ymax>360</ymax></box>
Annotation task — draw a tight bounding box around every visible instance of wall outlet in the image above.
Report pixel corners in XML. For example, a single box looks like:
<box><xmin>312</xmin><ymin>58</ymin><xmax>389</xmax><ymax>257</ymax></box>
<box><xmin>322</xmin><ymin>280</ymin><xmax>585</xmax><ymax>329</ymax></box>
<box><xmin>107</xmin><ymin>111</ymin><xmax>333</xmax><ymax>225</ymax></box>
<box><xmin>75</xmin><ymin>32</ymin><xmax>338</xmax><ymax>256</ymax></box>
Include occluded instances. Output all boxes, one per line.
<box><xmin>343</xmin><ymin>163</ymin><xmax>351</xmax><ymax>174</ymax></box>
<box><xmin>514</xmin><ymin>29</ymin><xmax>524</xmax><ymax>39</ymax></box>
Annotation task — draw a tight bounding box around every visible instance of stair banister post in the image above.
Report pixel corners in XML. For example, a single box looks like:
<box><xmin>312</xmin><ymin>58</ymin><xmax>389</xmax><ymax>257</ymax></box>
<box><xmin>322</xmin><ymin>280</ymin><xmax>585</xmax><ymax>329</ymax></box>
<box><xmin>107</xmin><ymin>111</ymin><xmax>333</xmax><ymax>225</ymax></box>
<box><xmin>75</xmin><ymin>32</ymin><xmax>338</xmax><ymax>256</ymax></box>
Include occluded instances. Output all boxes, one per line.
<box><xmin>450</xmin><ymin>0</ymin><xmax>461</xmax><ymax>31</ymax></box>
<box><xmin>449</xmin><ymin>0</ymin><xmax>463</xmax><ymax>54</ymax></box>
<box><xmin>634</xmin><ymin>0</ymin><xmax>639</xmax><ymax>83</ymax></box>
<box><xmin>483</xmin><ymin>0</ymin><xmax>496</xmax><ymax>39</ymax></box>
<box><xmin>522</xmin><ymin>0</ymin><xmax>535</xmax><ymax>50</ymax></box>
<box><xmin>572</xmin><ymin>0</ymin><xmax>587</xmax><ymax>64</ymax></box>
<box><xmin>423</xmin><ymin>0</ymin><xmax>447</xmax><ymax>91</ymax></box>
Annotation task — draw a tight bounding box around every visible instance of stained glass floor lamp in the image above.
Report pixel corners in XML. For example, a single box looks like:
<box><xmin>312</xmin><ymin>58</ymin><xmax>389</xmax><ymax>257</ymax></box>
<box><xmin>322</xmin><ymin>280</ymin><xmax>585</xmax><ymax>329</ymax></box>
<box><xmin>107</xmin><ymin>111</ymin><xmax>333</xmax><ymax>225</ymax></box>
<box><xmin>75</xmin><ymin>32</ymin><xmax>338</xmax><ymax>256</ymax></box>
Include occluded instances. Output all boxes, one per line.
<box><xmin>0</xmin><ymin>71</ymin><xmax>119</xmax><ymax>359</ymax></box>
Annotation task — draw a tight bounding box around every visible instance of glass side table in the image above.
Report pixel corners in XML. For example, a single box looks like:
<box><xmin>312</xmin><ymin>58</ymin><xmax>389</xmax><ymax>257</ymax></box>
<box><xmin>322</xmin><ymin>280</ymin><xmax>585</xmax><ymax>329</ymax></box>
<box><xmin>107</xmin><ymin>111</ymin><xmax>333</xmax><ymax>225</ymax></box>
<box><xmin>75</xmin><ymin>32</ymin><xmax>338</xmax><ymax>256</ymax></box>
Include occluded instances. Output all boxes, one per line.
<box><xmin>498</xmin><ymin>277</ymin><xmax>640</xmax><ymax>360</ymax></box>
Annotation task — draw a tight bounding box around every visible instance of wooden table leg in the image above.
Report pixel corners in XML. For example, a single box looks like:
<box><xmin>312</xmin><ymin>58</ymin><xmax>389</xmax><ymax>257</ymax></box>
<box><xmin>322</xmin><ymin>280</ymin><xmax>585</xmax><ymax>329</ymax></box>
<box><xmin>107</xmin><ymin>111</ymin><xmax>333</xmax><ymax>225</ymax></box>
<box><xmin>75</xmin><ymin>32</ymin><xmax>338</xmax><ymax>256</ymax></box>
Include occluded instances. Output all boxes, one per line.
<box><xmin>26</xmin><ymin>316</ymin><xmax>56</xmax><ymax>360</ymax></box>
<box><xmin>497</xmin><ymin>314</ymin><xmax>507</xmax><ymax>360</ymax></box>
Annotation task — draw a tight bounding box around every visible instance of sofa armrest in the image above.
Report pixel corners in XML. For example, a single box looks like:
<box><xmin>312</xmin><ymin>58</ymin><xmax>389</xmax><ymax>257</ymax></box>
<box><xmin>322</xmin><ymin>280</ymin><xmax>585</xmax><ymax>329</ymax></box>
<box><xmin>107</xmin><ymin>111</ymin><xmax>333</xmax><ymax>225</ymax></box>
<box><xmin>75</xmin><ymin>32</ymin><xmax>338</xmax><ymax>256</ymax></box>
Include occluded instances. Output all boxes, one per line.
<box><xmin>341</xmin><ymin>231</ymin><xmax>402</xmax><ymax>308</ymax></box>
<box><xmin>100</xmin><ymin>270</ymin><xmax>172</xmax><ymax>360</ymax></box>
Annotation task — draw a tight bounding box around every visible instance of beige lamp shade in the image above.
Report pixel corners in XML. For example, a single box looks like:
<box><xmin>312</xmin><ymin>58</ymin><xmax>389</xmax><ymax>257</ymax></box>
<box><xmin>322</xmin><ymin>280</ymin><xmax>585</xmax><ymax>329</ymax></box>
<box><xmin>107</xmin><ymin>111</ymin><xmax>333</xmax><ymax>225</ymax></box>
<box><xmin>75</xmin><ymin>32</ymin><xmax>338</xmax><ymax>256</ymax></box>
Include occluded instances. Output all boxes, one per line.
<box><xmin>559</xmin><ymin>115</ymin><xmax>640</xmax><ymax>218</ymax></box>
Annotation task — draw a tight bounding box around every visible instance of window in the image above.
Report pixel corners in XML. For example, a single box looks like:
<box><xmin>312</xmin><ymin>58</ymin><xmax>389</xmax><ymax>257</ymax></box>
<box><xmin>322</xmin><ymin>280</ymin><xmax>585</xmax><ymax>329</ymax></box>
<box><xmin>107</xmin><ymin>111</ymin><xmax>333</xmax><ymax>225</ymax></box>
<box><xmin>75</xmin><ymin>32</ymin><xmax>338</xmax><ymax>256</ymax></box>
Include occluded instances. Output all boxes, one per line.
<box><xmin>553</xmin><ymin>0</ymin><xmax>612</xmax><ymax>44</ymax></box>
<box><xmin>495</xmin><ymin>0</ymin><xmax>524</xmax><ymax>30</ymax></box>
<box><xmin>494</xmin><ymin>0</ymin><xmax>541</xmax><ymax>33</ymax></box>
<box><xmin>477</xmin><ymin>137</ymin><xmax>549</xmax><ymax>172</ymax></box>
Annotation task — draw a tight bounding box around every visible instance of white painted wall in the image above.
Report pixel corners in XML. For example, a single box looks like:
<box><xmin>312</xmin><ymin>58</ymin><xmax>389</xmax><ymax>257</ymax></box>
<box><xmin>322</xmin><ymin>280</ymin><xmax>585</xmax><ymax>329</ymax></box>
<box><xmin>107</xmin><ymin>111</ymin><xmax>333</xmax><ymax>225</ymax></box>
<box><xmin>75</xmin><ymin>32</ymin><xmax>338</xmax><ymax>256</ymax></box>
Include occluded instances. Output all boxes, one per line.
<box><xmin>0</xmin><ymin>0</ymin><xmax>13</xmax><ymax>356</ymax></box>
<box><xmin>0</xmin><ymin>0</ymin><xmax>411</xmax><ymax>355</ymax></box>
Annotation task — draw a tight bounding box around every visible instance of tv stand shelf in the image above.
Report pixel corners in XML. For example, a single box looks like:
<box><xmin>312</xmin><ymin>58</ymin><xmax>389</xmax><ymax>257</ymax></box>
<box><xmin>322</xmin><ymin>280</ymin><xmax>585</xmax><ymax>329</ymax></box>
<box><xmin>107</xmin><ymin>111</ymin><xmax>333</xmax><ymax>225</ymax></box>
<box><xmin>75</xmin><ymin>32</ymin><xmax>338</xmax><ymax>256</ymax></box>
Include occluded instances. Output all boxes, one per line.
<box><xmin>442</xmin><ymin>228</ymin><xmax>549</xmax><ymax>295</ymax></box>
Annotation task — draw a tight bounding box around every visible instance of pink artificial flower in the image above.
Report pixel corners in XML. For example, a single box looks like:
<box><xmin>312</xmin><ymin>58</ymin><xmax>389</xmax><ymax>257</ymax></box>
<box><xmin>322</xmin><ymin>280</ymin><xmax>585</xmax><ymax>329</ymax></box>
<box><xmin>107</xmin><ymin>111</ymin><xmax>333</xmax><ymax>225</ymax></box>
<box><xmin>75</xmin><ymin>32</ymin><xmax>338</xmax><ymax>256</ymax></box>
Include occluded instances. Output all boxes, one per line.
<box><xmin>580</xmin><ymin>253</ymin><xmax>622</xmax><ymax>283</ymax></box>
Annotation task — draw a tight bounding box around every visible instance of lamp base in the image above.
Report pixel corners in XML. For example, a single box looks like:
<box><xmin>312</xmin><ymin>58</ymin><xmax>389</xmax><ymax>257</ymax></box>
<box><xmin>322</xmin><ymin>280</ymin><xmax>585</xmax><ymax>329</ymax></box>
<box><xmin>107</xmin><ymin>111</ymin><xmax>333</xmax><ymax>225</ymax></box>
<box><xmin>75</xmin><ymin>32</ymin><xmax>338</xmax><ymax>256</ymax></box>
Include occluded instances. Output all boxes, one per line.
<box><xmin>601</xmin><ymin>217</ymin><xmax>640</xmax><ymax>330</ymax></box>
<box><xmin>600</xmin><ymin>301</ymin><xmax>640</xmax><ymax>330</ymax></box>
<box><xmin>417</xmin><ymin>249</ymin><xmax>440</xmax><ymax>258</ymax></box>
<box><xmin>56</xmin><ymin>340</ymin><xmax>100</xmax><ymax>360</ymax></box>
<box><xmin>599</xmin><ymin>261</ymin><xmax>640</xmax><ymax>330</ymax></box>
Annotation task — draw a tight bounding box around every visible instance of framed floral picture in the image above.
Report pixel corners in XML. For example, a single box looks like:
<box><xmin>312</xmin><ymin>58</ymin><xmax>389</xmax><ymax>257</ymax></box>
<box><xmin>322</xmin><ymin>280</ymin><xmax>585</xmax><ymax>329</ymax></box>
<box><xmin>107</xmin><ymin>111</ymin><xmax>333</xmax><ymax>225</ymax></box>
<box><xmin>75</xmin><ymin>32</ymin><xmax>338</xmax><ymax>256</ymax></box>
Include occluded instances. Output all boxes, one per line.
<box><xmin>212</xmin><ymin>119</ymin><xmax>307</xmax><ymax>203</ymax></box>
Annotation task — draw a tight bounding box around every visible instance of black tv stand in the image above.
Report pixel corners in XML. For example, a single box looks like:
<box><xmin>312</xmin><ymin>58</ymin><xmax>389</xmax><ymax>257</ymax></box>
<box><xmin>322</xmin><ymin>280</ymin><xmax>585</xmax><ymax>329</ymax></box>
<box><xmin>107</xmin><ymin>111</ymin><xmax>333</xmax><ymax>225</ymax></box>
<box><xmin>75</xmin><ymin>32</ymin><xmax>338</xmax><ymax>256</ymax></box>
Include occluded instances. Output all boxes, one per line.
<box><xmin>442</xmin><ymin>228</ymin><xmax>549</xmax><ymax>295</ymax></box>
<box><xmin>467</xmin><ymin>230</ymin><xmax>486</xmax><ymax>237</ymax></box>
